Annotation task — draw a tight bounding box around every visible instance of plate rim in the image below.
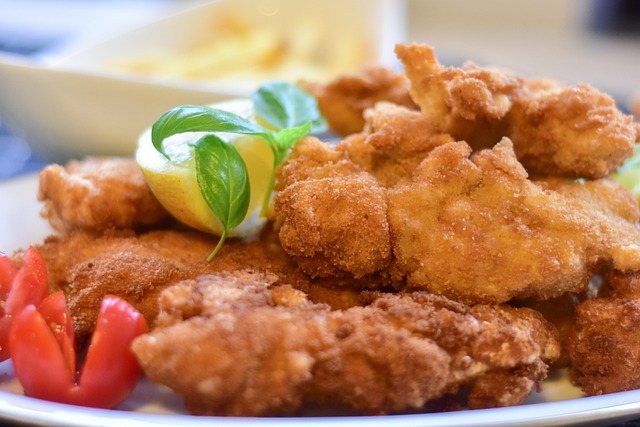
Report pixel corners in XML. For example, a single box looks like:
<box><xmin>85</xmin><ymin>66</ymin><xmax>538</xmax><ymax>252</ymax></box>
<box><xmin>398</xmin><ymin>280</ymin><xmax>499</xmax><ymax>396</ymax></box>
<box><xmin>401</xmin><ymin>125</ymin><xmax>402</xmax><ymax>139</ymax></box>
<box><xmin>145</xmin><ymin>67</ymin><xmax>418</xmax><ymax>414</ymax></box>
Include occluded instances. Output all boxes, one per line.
<box><xmin>2</xmin><ymin>386</ymin><xmax>640</xmax><ymax>427</ymax></box>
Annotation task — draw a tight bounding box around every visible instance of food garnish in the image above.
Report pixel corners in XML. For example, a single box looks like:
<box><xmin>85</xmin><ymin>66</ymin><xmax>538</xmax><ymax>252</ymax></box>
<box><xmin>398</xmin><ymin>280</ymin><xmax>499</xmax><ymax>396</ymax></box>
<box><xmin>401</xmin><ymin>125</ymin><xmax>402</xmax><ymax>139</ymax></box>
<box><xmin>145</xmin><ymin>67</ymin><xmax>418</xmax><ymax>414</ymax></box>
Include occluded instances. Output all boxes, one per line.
<box><xmin>0</xmin><ymin>248</ymin><xmax>148</xmax><ymax>408</ymax></box>
<box><xmin>142</xmin><ymin>81</ymin><xmax>325</xmax><ymax>259</ymax></box>
<box><xmin>0</xmin><ymin>247</ymin><xmax>48</xmax><ymax>361</ymax></box>
<box><xmin>10</xmin><ymin>291</ymin><xmax>148</xmax><ymax>408</ymax></box>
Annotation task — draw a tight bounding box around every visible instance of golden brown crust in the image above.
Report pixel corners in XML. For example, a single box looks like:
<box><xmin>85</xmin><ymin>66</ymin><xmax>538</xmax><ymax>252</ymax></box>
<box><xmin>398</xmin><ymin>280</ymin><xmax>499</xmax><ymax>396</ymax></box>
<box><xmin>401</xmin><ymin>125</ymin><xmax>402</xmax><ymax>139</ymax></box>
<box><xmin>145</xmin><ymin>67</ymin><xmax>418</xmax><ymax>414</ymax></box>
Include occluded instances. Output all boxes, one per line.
<box><xmin>33</xmin><ymin>226</ymin><xmax>314</xmax><ymax>338</ymax></box>
<box><xmin>275</xmin><ymin>138</ymin><xmax>392</xmax><ymax>280</ymax></box>
<box><xmin>388</xmin><ymin>139</ymin><xmax>640</xmax><ymax>304</ymax></box>
<box><xmin>568</xmin><ymin>295</ymin><xmax>640</xmax><ymax>395</ymax></box>
<box><xmin>338</xmin><ymin>102</ymin><xmax>454</xmax><ymax>187</ymax></box>
<box><xmin>301</xmin><ymin>66</ymin><xmax>417</xmax><ymax>136</ymax></box>
<box><xmin>276</xmin><ymin>136</ymin><xmax>640</xmax><ymax>304</ymax></box>
<box><xmin>38</xmin><ymin>157</ymin><xmax>169</xmax><ymax>233</ymax></box>
<box><xmin>276</xmin><ymin>177</ymin><xmax>391</xmax><ymax>279</ymax></box>
<box><xmin>567</xmin><ymin>272</ymin><xmax>640</xmax><ymax>395</ymax></box>
<box><xmin>395</xmin><ymin>43</ymin><xmax>519</xmax><ymax>150</ymax></box>
<box><xmin>396</xmin><ymin>43</ymin><xmax>636</xmax><ymax>178</ymax></box>
<box><xmin>508</xmin><ymin>83</ymin><xmax>638</xmax><ymax>178</ymax></box>
<box><xmin>132</xmin><ymin>273</ymin><xmax>559</xmax><ymax>415</ymax></box>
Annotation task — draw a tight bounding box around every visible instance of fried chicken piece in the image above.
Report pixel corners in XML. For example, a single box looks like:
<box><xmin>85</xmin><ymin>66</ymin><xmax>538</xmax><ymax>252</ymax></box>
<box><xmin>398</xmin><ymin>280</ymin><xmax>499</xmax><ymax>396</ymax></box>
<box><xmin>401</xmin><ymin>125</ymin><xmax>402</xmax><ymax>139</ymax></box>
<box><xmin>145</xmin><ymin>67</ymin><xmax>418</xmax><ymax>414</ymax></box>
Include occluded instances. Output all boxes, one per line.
<box><xmin>568</xmin><ymin>271</ymin><xmax>640</xmax><ymax>395</ymax></box>
<box><xmin>467</xmin><ymin>364</ymin><xmax>548</xmax><ymax>409</ymax></box>
<box><xmin>273</xmin><ymin>116</ymin><xmax>450</xmax><ymax>281</ymax></box>
<box><xmin>516</xmin><ymin>293</ymin><xmax>584</xmax><ymax>368</ymax></box>
<box><xmin>32</xmin><ymin>226</ymin><xmax>315</xmax><ymax>340</ymax></box>
<box><xmin>508</xmin><ymin>81</ymin><xmax>639</xmax><ymax>178</ymax></box>
<box><xmin>275</xmin><ymin>138</ymin><xmax>392</xmax><ymax>280</ymax></box>
<box><xmin>301</xmin><ymin>66</ymin><xmax>417</xmax><ymax>136</ymax></box>
<box><xmin>395</xmin><ymin>43</ymin><xmax>519</xmax><ymax>150</ymax></box>
<box><xmin>336</xmin><ymin>102</ymin><xmax>455</xmax><ymax>187</ymax></box>
<box><xmin>276</xmin><ymin>125</ymin><xmax>640</xmax><ymax>303</ymax></box>
<box><xmin>276</xmin><ymin>174</ymin><xmax>390</xmax><ymax>279</ymax></box>
<box><xmin>536</xmin><ymin>176</ymin><xmax>640</xmax><ymax>272</ymax></box>
<box><xmin>38</xmin><ymin>157</ymin><xmax>170</xmax><ymax>233</ymax></box>
<box><xmin>387</xmin><ymin>139</ymin><xmax>640</xmax><ymax>304</ymax></box>
<box><xmin>131</xmin><ymin>272</ymin><xmax>559</xmax><ymax>416</ymax></box>
<box><xmin>396</xmin><ymin>43</ymin><xmax>637</xmax><ymax>178</ymax></box>
<box><xmin>569</xmin><ymin>296</ymin><xmax>640</xmax><ymax>395</ymax></box>
<box><xmin>463</xmin><ymin>304</ymin><xmax>558</xmax><ymax>408</ymax></box>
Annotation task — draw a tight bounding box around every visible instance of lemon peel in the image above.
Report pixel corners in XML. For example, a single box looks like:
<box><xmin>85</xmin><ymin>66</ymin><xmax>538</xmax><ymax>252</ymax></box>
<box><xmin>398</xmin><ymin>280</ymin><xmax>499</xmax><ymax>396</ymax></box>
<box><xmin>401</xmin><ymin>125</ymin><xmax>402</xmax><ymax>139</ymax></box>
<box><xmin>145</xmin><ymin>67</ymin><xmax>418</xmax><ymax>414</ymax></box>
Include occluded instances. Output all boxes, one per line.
<box><xmin>136</xmin><ymin>99</ymin><xmax>274</xmax><ymax>238</ymax></box>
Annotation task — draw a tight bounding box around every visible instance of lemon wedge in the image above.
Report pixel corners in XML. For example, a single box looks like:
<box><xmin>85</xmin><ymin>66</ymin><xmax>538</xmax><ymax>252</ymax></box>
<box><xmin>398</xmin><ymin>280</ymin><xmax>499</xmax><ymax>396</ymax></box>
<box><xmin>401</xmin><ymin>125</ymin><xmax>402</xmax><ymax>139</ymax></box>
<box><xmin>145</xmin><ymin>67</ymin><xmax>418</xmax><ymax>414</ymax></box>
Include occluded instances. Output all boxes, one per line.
<box><xmin>136</xmin><ymin>99</ymin><xmax>274</xmax><ymax>237</ymax></box>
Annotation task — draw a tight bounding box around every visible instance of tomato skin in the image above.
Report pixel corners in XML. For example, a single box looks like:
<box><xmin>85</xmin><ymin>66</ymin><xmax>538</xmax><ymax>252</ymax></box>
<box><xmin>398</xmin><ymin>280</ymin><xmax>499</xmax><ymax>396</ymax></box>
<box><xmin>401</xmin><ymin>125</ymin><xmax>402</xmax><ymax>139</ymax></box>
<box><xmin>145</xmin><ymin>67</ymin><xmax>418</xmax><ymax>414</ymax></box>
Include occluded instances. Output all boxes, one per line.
<box><xmin>0</xmin><ymin>252</ymin><xmax>17</xmax><ymax>304</ymax></box>
<box><xmin>36</xmin><ymin>291</ymin><xmax>76</xmax><ymax>380</ymax></box>
<box><xmin>75</xmin><ymin>295</ymin><xmax>149</xmax><ymax>408</ymax></box>
<box><xmin>9</xmin><ymin>293</ymin><xmax>148</xmax><ymax>409</ymax></box>
<box><xmin>9</xmin><ymin>304</ymin><xmax>76</xmax><ymax>400</ymax></box>
<box><xmin>0</xmin><ymin>247</ymin><xmax>49</xmax><ymax>361</ymax></box>
<box><xmin>2</xmin><ymin>248</ymin><xmax>147</xmax><ymax>409</ymax></box>
<box><xmin>4</xmin><ymin>247</ymin><xmax>49</xmax><ymax>317</ymax></box>
<box><xmin>0</xmin><ymin>252</ymin><xmax>16</xmax><ymax>356</ymax></box>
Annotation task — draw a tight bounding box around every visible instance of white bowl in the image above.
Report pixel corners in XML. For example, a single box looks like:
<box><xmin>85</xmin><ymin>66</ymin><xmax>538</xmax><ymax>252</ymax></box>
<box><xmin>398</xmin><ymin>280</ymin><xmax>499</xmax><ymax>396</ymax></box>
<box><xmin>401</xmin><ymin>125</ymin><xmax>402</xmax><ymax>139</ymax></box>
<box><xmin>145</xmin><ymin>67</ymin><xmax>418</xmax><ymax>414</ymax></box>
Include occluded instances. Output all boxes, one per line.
<box><xmin>0</xmin><ymin>0</ymin><xmax>406</xmax><ymax>163</ymax></box>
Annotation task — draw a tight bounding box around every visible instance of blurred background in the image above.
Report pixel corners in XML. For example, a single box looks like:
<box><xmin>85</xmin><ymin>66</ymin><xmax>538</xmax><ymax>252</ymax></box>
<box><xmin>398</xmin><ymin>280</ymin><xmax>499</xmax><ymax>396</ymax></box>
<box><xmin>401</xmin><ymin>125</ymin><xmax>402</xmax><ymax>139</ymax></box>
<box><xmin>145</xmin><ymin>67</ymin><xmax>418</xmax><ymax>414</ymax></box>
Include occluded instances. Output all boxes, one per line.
<box><xmin>0</xmin><ymin>0</ymin><xmax>638</xmax><ymax>179</ymax></box>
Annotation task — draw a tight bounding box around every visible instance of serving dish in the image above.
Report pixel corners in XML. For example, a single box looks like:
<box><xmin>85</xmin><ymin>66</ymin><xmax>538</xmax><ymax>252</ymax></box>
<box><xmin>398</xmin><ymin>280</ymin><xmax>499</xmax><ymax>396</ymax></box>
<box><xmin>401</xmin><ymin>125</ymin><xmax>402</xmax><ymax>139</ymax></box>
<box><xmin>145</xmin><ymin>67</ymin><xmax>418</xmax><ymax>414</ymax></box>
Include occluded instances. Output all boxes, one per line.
<box><xmin>0</xmin><ymin>0</ymin><xmax>405</xmax><ymax>162</ymax></box>
<box><xmin>2</xmin><ymin>174</ymin><xmax>640</xmax><ymax>427</ymax></box>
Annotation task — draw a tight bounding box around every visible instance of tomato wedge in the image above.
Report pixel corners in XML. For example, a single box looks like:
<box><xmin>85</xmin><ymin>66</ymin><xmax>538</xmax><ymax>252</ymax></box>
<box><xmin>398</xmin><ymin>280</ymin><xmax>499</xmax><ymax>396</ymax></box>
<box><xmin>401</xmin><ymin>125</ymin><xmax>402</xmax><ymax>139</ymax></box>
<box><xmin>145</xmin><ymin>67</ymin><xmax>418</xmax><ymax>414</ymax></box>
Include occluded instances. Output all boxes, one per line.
<box><xmin>0</xmin><ymin>247</ymin><xmax>48</xmax><ymax>361</ymax></box>
<box><xmin>10</xmin><ymin>292</ymin><xmax>149</xmax><ymax>409</ymax></box>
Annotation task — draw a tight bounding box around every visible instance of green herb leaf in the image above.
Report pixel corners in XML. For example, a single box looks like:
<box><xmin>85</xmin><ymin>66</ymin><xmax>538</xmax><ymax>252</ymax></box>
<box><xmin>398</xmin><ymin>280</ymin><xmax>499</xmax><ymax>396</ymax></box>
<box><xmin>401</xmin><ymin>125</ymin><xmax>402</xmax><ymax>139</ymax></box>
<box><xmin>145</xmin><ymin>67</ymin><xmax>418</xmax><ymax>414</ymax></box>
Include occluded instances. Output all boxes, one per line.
<box><xmin>148</xmin><ymin>81</ymin><xmax>327</xmax><ymax>260</ymax></box>
<box><xmin>194</xmin><ymin>134</ymin><xmax>250</xmax><ymax>261</ymax></box>
<box><xmin>152</xmin><ymin>105</ymin><xmax>274</xmax><ymax>158</ymax></box>
<box><xmin>275</xmin><ymin>122</ymin><xmax>313</xmax><ymax>149</ymax></box>
<box><xmin>273</xmin><ymin>122</ymin><xmax>312</xmax><ymax>163</ymax></box>
<box><xmin>252</xmin><ymin>81</ymin><xmax>327</xmax><ymax>133</ymax></box>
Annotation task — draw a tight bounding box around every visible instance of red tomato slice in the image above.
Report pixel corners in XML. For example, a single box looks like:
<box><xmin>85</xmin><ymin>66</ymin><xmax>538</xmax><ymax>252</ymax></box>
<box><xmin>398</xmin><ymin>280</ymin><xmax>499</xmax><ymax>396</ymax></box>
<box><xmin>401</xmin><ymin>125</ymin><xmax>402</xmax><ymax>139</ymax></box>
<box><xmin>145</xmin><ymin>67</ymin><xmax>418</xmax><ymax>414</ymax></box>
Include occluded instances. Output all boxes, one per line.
<box><xmin>37</xmin><ymin>291</ymin><xmax>76</xmax><ymax>381</ymax></box>
<box><xmin>0</xmin><ymin>252</ymin><xmax>17</xmax><ymax>303</ymax></box>
<box><xmin>10</xmin><ymin>294</ymin><xmax>148</xmax><ymax>409</ymax></box>
<box><xmin>4</xmin><ymin>246</ymin><xmax>49</xmax><ymax>317</ymax></box>
<box><xmin>77</xmin><ymin>295</ymin><xmax>149</xmax><ymax>408</ymax></box>
<box><xmin>9</xmin><ymin>305</ymin><xmax>76</xmax><ymax>400</ymax></box>
<box><xmin>0</xmin><ymin>246</ymin><xmax>49</xmax><ymax>362</ymax></box>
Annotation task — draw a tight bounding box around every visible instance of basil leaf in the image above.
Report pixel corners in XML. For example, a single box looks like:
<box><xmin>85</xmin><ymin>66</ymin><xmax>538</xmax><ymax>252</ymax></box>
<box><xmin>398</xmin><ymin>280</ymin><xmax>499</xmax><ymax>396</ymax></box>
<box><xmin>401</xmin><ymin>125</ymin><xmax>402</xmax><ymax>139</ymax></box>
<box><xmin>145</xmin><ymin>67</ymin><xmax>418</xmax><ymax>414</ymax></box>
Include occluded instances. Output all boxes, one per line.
<box><xmin>152</xmin><ymin>105</ymin><xmax>274</xmax><ymax>158</ymax></box>
<box><xmin>274</xmin><ymin>122</ymin><xmax>312</xmax><ymax>160</ymax></box>
<box><xmin>252</xmin><ymin>82</ymin><xmax>327</xmax><ymax>133</ymax></box>
<box><xmin>194</xmin><ymin>134</ymin><xmax>250</xmax><ymax>260</ymax></box>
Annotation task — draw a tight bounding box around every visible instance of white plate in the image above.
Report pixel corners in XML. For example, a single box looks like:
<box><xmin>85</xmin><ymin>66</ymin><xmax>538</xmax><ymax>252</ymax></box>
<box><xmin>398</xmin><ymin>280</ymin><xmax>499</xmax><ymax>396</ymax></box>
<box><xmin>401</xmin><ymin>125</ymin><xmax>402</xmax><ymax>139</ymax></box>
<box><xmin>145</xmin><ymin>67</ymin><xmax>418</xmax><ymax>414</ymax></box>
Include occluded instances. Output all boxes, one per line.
<box><xmin>2</xmin><ymin>174</ymin><xmax>640</xmax><ymax>427</ymax></box>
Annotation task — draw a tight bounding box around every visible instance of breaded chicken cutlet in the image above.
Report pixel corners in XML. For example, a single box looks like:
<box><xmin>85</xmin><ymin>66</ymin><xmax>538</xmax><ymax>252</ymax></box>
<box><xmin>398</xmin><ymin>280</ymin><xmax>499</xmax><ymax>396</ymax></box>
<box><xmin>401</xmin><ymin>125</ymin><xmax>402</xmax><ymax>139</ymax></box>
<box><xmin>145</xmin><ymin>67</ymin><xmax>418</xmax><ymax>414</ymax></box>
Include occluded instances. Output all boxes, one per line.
<box><xmin>387</xmin><ymin>139</ymin><xmax>640</xmax><ymax>304</ymax></box>
<box><xmin>567</xmin><ymin>271</ymin><xmax>640</xmax><ymax>395</ymax></box>
<box><xmin>38</xmin><ymin>157</ymin><xmax>170</xmax><ymax>233</ymax></box>
<box><xmin>301</xmin><ymin>66</ymin><xmax>417</xmax><ymax>136</ymax></box>
<box><xmin>28</xmin><ymin>226</ymin><xmax>368</xmax><ymax>341</ymax></box>
<box><xmin>275</xmin><ymin>135</ymin><xmax>640</xmax><ymax>304</ymax></box>
<box><xmin>395</xmin><ymin>43</ymin><xmax>639</xmax><ymax>179</ymax></box>
<box><xmin>311</xmin><ymin>45</ymin><xmax>638</xmax><ymax>179</ymax></box>
<box><xmin>132</xmin><ymin>272</ymin><xmax>559</xmax><ymax>416</ymax></box>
